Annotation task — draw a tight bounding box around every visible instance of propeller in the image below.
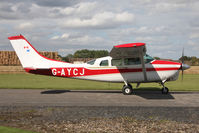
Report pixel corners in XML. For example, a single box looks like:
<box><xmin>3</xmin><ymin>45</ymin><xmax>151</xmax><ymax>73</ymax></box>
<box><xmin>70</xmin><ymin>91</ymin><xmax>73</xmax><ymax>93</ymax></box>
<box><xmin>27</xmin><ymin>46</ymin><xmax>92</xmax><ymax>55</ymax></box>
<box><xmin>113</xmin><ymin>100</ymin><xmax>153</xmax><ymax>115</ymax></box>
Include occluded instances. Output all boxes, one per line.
<box><xmin>181</xmin><ymin>48</ymin><xmax>184</xmax><ymax>81</ymax></box>
<box><xmin>180</xmin><ymin>48</ymin><xmax>190</xmax><ymax>81</ymax></box>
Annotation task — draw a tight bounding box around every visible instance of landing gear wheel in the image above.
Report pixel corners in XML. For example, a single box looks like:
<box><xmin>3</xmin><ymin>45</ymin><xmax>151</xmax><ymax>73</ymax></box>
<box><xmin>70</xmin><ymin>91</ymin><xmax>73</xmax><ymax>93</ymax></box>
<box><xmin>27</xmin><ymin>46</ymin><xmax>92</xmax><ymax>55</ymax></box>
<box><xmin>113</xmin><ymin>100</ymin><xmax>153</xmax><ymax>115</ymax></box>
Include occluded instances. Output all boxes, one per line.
<box><xmin>161</xmin><ymin>87</ymin><xmax>169</xmax><ymax>94</ymax></box>
<box><xmin>122</xmin><ymin>85</ymin><xmax>133</xmax><ymax>95</ymax></box>
<box><xmin>123</xmin><ymin>84</ymin><xmax>132</xmax><ymax>89</ymax></box>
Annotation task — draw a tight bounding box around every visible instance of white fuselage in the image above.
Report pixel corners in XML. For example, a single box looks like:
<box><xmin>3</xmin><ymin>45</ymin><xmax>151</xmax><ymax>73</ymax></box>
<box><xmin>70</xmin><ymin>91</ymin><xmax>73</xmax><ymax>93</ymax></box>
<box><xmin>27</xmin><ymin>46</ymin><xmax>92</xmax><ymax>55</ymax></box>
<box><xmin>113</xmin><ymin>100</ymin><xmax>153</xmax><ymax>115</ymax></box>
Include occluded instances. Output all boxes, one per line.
<box><xmin>49</xmin><ymin>56</ymin><xmax>181</xmax><ymax>83</ymax></box>
<box><xmin>9</xmin><ymin>35</ymin><xmax>182</xmax><ymax>84</ymax></box>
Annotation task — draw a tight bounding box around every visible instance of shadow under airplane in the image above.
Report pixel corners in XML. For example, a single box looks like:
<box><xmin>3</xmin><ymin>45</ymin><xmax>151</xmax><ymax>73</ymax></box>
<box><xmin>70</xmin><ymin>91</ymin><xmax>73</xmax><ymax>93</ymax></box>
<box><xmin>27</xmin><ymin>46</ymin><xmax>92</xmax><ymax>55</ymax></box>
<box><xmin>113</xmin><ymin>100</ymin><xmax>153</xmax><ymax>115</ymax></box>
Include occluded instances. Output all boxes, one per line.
<box><xmin>41</xmin><ymin>87</ymin><xmax>176</xmax><ymax>99</ymax></box>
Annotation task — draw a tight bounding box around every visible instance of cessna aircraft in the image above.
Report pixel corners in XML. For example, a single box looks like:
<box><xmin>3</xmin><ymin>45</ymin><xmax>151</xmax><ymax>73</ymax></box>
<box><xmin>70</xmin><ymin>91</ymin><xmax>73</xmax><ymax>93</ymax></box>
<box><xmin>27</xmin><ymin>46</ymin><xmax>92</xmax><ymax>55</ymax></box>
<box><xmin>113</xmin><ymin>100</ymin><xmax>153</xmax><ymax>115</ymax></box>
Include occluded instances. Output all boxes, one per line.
<box><xmin>8</xmin><ymin>35</ymin><xmax>190</xmax><ymax>95</ymax></box>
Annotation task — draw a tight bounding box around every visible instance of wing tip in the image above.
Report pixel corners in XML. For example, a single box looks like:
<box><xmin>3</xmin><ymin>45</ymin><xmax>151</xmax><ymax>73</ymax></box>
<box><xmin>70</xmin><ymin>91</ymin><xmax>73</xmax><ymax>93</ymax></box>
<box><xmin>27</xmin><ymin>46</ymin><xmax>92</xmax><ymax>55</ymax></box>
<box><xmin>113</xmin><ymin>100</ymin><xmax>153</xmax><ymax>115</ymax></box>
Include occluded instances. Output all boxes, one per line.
<box><xmin>114</xmin><ymin>43</ymin><xmax>145</xmax><ymax>48</ymax></box>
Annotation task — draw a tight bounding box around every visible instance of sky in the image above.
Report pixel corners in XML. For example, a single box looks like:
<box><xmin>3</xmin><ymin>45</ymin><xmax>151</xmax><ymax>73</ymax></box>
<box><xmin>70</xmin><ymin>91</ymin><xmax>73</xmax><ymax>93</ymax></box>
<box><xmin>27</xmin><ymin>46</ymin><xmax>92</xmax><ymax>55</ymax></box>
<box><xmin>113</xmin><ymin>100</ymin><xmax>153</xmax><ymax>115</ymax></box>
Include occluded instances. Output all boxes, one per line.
<box><xmin>0</xmin><ymin>0</ymin><xmax>199</xmax><ymax>59</ymax></box>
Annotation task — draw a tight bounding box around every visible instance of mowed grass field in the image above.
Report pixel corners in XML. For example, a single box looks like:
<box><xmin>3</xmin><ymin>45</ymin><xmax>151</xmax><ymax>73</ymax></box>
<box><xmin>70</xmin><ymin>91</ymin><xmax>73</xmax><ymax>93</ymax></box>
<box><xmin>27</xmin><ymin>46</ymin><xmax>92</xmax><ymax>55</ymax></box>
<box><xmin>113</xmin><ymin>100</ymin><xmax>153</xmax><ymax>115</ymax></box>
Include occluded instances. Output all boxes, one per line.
<box><xmin>0</xmin><ymin>126</ymin><xmax>36</xmax><ymax>133</ymax></box>
<box><xmin>0</xmin><ymin>73</ymin><xmax>198</xmax><ymax>91</ymax></box>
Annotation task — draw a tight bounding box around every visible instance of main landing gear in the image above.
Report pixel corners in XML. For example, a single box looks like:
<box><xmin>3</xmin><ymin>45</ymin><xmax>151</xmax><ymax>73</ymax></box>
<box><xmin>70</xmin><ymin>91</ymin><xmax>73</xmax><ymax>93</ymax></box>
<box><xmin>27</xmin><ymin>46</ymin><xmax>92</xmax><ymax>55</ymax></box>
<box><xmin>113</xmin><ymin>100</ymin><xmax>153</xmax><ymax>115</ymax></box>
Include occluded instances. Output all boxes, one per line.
<box><xmin>161</xmin><ymin>82</ymin><xmax>169</xmax><ymax>94</ymax></box>
<box><xmin>122</xmin><ymin>81</ymin><xmax>169</xmax><ymax>95</ymax></box>
<box><xmin>122</xmin><ymin>82</ymin><xmax>133</xmax><ymax>95</ymax></box>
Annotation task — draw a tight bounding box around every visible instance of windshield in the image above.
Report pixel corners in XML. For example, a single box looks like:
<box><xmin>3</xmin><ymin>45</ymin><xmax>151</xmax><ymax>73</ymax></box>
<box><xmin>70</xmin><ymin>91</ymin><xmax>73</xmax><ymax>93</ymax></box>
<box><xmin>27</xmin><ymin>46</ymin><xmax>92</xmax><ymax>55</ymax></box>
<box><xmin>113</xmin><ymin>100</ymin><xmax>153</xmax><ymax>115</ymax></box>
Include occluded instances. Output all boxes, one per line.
<box><xmin>144</xmin><ymin>54</ymin><xmax>154</xmax><ymax>63</ymax></box>
<box><xmin>87</xmin><ymin>59</ymin><xmax>96</xmax><ymax>65</ymax></box>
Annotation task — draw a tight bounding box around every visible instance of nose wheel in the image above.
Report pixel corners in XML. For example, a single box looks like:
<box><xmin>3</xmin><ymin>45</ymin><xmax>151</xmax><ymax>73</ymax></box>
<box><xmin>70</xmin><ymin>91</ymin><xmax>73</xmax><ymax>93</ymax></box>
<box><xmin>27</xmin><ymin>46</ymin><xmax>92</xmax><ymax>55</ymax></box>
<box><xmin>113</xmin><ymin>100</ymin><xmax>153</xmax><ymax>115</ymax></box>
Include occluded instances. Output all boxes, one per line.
<box><xmin>122</xmin><ymin>84</ymin><xmax>133</xmax><ymax>95</ymax></box>
<box><xmin>161</xmin><ymin>81</ymin><xmax>169</xmax><ymax>94</ymax></box>
<box><xmin>161</xmin><ymin>87</ymin><xmax>169</xmax><ymax>94</ymax></box>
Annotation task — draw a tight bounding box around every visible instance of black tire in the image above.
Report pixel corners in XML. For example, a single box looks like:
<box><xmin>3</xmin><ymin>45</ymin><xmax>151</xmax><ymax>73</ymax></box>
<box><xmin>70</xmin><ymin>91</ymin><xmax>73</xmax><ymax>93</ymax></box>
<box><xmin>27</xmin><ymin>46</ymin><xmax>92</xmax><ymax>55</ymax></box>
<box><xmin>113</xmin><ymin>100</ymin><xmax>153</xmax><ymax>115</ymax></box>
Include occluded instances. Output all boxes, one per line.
<box><xmin>162</xmin><ymin>87</ymin><xmax>169</xmax><ymax>94</ymax></box>
<box><xmin>128</xmin><ymin>83</ymin><xmax>132</xmax><ymax>88</ymax></box>
<box><xmin>123</xmin><ymin>84</ymin><xmax>132</xmax><ymax>88</ymax></box>
<box><xmin>122</xmin><ymin>85</ymin><xmax>133</xmax><ymax>95</ymax></box>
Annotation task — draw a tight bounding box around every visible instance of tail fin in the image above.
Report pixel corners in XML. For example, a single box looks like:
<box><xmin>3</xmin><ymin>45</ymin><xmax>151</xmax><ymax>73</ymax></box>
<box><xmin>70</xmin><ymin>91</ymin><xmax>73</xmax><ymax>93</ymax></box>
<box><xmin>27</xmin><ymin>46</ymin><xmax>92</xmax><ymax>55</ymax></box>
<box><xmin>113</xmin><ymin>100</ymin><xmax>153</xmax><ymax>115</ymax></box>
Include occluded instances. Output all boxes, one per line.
<box><xmin>8</xmin><ymin>35</ymin><xmax>69</xmax><ymax>69</ymax></box>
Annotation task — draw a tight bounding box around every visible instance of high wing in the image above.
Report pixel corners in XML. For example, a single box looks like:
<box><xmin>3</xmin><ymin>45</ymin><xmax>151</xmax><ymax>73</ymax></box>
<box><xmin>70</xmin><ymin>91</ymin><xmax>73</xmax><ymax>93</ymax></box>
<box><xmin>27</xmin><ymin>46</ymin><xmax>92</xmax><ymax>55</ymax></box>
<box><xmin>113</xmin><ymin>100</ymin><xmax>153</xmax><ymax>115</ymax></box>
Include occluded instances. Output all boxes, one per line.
<box><xmin>110</xmin><ymin>43</ymin><xmax>146</xmax><ymax>58</ymax></box>
<box><xmin>110</xmin><ymin>43</ymin><xmax>147</xmax><ymax>81</ymax></box>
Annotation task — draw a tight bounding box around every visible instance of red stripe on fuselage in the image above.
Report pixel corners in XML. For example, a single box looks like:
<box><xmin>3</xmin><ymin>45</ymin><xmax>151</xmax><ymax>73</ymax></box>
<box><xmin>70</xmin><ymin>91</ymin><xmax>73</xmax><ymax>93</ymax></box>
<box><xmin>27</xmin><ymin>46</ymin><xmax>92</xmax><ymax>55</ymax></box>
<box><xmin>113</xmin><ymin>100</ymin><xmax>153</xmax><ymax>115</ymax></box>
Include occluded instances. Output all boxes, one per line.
<box><xmin>24</xmin><ymin>67</ymin><xmax>180</xmax><ymax>77</ymax></box>
<box><xmin>151</xmin><ymin>60</ymin><xmax>181</xmax><ymax>65</ymax></box>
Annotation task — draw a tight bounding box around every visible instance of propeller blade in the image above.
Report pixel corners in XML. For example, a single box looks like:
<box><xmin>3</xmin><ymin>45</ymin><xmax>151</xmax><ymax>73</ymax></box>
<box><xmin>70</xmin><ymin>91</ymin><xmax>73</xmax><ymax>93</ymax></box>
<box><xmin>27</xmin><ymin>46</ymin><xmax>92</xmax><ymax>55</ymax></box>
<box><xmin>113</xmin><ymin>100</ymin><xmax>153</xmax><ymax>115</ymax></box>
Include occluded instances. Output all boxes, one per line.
<box><xmin>181</xmin><ymin>68</ymin><xmax>184</xmax><ymax>81</ymax></box>
<box><xmin>181</xmin><ymin>47</ymin><xmax>184</xmax><ymax>81</ymax></box>
<box><xmin>182</xmin><ymin>47</ymin><xmax>184</xmax><ymax>64</ymax></box>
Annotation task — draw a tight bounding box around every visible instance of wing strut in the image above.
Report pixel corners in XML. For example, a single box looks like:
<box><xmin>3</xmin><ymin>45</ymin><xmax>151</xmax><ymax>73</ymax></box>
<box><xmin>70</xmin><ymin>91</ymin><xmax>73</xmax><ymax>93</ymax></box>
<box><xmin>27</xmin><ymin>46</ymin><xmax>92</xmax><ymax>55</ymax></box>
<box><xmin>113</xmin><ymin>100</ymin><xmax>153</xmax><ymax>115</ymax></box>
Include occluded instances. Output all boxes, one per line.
<box><xmin>139</xmin><ymin>48</ymin><xmax>147</xmax><ymax>82</ymax></box>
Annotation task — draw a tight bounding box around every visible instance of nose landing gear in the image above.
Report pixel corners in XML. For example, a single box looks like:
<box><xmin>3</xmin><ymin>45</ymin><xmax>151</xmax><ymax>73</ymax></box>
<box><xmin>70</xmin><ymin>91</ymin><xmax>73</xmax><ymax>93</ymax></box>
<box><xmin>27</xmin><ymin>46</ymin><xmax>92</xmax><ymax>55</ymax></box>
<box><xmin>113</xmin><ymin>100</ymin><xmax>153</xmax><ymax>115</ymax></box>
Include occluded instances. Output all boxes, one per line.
<box><xmin>161</xmin><ymin>82</ymin><xmax>169</xmax><ymax>94</ymax></box>
<box><xmin>161</xmin><ymin>87</ymin><xmax>169</xmax><ymax>94</ymax></box>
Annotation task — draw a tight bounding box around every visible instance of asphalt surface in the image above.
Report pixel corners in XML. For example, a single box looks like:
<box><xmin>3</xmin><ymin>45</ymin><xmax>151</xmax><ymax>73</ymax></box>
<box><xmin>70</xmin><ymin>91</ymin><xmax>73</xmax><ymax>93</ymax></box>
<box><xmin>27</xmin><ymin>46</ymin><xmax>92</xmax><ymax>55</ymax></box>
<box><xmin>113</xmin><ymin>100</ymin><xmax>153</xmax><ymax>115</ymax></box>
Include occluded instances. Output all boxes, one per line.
<box><xmin>0</xmin><ymin>89</ymin><xmax>199</xmax><ymax>123</ymax></box>
<box><xmin>0</xmin><ymin>89</ymin><xmax>199</xmax><ymax>107</ymax></box>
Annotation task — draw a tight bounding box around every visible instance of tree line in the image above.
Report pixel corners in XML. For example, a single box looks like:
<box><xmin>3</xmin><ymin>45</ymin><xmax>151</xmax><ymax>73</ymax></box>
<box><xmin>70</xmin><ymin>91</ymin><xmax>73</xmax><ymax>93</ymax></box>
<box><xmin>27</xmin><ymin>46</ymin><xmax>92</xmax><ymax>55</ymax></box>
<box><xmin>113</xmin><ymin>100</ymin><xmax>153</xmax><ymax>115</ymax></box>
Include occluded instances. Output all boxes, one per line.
<box><xmin>59</xmin><ymin>49</ymin><xmax>199</xmax><ymax>66</ymax></box>
<box><xmin>179</xmin><ymin>56</ymin><xmax>199</xmax><ymax>66</ymax></box>
<box><xmin>59</xmin><ymin>49</ymin><xmax>109</xmax><ymax>62</ymax></box>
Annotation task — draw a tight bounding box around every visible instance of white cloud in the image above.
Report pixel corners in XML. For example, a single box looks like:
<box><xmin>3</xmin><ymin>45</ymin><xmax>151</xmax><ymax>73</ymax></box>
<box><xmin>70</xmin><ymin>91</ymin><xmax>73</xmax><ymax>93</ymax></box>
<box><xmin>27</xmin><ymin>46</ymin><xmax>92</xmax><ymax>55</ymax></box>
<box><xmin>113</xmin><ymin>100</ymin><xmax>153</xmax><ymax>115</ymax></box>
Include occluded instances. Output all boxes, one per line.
<box><xmin>51</xmin><ymin>35</ymin><xmax>60</xmax><ymax>40</ymax></box>
<box><xmin>67</xmin><ymin>35</ymin><xmax>104</xmax><ymax>45</ymax></box>
<box><xmin>153</xmin><ymin>2</ymin><xmax>186</xmax><ymax>12</ymax></box>
<box><xmin>1</xmin><ymin>0</ymin><xmax>199</xmax><ymax>59</ymax></box>
<box><xmin>51</xmin><ymin>33</ymin><xmax>70</xmax><ymax>40</ymax></box>
<box><xmin>135</xmin><ymin>36</ymin><xmax>154</xmax><ymax>42</ymax></box>
<box><xmin>188</xmin><ymin>41</ymin><xmax>197</xmax><ymax>46</ymax></box>
<box><xmin>136</xmin><ymin>26</ymin><xmax>167</xmax><ymax>34</ymax></box>
<box><xmin>16</xmin><ymin>22</ymin><xmax>34</xmax><ymax>30</ymax></box>
<box><xmin>61</xmin><ymin>11</ymin><xmax>134</xmax><ymax>28</ymax></box>
<box><xmin>190</xmin><ymin>33</ymin><xmax>199</xmax><ymax>39</ymax></box>
<box><xmin>61</xmin><ymin>33</ymin><xmax>70</xmax><ymax>39</ymax></box>
<box><xmin>50</xmin><ymin>33</ymin><xmax>105</xmax><ymax>46</ymax></box>
<box><xmin>60</xmin><ymin>2</ymin><xmax>97</xmax><ymax>16</ymax></box>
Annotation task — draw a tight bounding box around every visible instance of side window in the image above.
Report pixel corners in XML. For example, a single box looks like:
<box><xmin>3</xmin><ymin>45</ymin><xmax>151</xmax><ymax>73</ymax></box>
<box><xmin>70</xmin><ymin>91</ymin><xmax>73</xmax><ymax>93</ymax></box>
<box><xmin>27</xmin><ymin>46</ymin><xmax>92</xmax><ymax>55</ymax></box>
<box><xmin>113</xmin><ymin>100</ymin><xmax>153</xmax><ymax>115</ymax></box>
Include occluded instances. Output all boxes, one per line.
<box><xmin>100</xmin><ymin>60</ymin><xmax>108</xmax><ymax>66</ymax></box>
<box><xmin>112</xmin><ymin>59</ymin><xmax>122</xmax><ymax>66</ymax></box>
<box><xmin>87</xmin><ymin>59</ymin><xmax>96</xmax><ymax>65</ymax></box>
<box><xmin>124</xmin><ymin>58</ymin><xmax>141</xmax><ymax>65</ymax></box>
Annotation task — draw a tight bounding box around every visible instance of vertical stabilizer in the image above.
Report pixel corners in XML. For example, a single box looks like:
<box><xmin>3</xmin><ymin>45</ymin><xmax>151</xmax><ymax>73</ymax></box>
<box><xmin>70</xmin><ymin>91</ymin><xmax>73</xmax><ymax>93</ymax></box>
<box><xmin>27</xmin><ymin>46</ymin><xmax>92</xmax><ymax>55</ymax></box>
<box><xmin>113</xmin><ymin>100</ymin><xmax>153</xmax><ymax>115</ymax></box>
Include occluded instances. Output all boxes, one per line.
<box><xmin>8</xmin><ymin>35</ymin><xmax>69</xmax><ymax>69</ymax></box>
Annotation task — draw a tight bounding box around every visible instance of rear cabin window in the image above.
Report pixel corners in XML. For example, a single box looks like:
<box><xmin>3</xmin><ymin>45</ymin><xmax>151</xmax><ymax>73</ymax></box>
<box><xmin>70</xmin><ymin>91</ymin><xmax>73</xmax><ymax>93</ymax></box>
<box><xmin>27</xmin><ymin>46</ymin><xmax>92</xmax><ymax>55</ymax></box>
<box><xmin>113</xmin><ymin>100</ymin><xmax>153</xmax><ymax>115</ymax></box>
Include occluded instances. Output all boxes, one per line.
<box><xmin>112</xmin><ymin>59</ymin><xmax>122</xmax><ymax>66</ymax></box>
<box><xmin>124</xmin><ymin>58</ymin><xmax>141</xmax><ymax>65</ymax></box>
<box><xmin>100</xmin><ymin>60</ymin><xmax>108</xmax><ymax>66</ymax></box>
<box><xmin>87</xmin><ymin>59</ymin><xmax>96</xmax><ymax>65</ymax></box>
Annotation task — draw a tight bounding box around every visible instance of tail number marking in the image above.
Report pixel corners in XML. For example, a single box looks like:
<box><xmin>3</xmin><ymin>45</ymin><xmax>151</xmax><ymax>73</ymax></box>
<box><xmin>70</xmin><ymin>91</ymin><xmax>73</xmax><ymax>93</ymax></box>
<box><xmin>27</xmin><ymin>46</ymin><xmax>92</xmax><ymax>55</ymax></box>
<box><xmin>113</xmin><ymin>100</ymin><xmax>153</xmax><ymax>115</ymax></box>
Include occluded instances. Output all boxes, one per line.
<box><xmin>51</xmin><ymin>68</ymin><xmax>85</xmax><ymax>77</ymax></box>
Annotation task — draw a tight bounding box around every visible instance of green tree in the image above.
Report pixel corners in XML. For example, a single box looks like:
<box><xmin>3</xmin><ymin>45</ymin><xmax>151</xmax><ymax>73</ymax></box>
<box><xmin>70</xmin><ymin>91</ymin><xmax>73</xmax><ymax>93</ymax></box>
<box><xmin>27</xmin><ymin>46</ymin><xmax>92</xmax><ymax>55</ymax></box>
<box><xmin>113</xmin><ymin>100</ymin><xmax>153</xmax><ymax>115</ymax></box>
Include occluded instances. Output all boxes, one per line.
<box><xmin>191</xmin><ymin>56</ymin><xmax>198</xmax><ymax>65</ymax></box>
<box><xmin>59</xmin><ymin>54</ymin><xmax>73</xmax><ymax>62</ymax></box>
<box><xmin>179</xmin><ymin>56</ymin><xmax>199</xmax><ymax>66</ymax></box>
<box><xmin>73</xmin><ymin>49</ymin><xmax>108</xmax><ymax>58</ymax></box>
<box><xmin>153</xmin><ymin>57</ymin><xmax>160</xmax><ymax>60</ymax></box>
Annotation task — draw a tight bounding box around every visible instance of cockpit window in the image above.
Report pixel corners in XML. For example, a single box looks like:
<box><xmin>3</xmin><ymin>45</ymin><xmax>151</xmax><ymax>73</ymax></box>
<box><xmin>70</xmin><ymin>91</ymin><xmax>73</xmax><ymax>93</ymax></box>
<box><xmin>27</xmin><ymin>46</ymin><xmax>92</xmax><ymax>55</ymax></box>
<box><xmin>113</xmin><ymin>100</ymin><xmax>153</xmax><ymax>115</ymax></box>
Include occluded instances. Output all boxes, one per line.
<box><xmin>100</xmin><ymin>60</ymin><xmax>108</xmax><ymax>66</ymax></box>
<box><xmin>123</xmin><ymin>54</ymin><xmax>154</xmax><ymax>65</ymax></box>
<box><xmin>144</xmin><ymin>54</ymin><xmax>154</xmax><ymax>63</ymax></box>
<box><xmin>87</xmin><ymin>59</ymin><xmax>96</xmax><ymax>65</ymax></box>
<box><xmin>124</xmin><ymin>58</ymin><xmax>141</xmax><ymax>65</ymax></box>
<box><xmin>112</xmin><ymin>59</ymin><xmax>122</xmax><ymax>66</ymax></box>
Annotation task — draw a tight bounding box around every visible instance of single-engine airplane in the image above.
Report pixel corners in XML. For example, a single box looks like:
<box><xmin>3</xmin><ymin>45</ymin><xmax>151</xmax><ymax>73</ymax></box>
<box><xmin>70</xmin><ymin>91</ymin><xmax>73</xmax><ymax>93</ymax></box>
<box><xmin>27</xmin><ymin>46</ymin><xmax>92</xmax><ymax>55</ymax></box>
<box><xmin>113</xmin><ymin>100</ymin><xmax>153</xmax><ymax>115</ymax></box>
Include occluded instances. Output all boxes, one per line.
<box><xmin>8</xmin><ymin>35</ymin><xmax>190</xmax><ymax>95</ymax></box>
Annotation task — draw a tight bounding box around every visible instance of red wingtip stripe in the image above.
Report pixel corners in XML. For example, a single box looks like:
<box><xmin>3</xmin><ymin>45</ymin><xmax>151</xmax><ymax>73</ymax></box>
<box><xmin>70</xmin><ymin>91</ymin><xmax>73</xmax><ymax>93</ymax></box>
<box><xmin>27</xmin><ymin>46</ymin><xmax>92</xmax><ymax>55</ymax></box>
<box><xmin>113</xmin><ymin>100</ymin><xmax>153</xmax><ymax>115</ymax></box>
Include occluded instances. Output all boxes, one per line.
<box><xmin>8</xmin><ymin>35</ymin><xmax>25</xmax><ymax>40</ymax></box>
<box><xmin>114</xmin><ymin>43</ymin><xmax>145</xmax><ymax>48</ymax></box>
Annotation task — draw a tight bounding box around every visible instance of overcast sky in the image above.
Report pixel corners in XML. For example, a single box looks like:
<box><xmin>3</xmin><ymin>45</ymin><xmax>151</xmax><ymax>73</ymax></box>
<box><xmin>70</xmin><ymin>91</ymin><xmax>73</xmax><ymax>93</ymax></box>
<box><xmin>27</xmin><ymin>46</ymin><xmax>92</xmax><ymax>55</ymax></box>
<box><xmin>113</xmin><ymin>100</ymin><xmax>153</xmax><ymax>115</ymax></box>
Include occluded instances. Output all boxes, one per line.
<box><xmin>0</xmin><ymin>0</ymin><xmax>198</xmax><ymax>59</ymax></box>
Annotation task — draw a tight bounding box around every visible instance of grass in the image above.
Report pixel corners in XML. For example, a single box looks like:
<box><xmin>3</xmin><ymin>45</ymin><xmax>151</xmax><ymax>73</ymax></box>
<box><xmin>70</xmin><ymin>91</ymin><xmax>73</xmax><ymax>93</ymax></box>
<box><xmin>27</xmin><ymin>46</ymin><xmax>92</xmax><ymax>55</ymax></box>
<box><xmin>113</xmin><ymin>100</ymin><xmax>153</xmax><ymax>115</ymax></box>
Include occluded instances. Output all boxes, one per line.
<box><xmin>0</xmin><ymin>73</ymin><xmax>198</xmax><ymax>91</ymax></box>
<box><xmin>137</xmin><ymin>74</ymin><xmax>199</xmax><ymax>91</ymax></box>
<box><xmin>0</xmin><ymin>126</ymin><xmax>36</xmax><ymax>133</ymax></box>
